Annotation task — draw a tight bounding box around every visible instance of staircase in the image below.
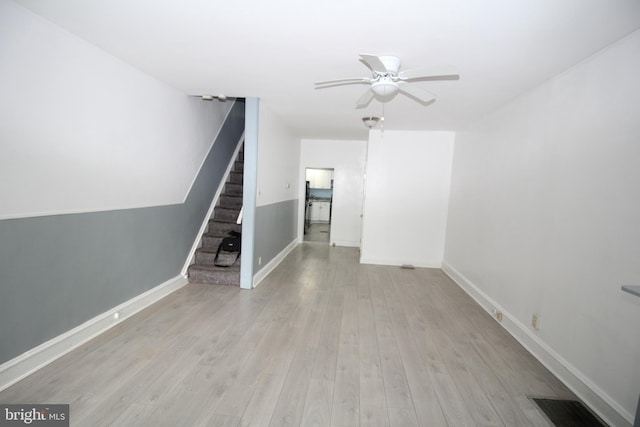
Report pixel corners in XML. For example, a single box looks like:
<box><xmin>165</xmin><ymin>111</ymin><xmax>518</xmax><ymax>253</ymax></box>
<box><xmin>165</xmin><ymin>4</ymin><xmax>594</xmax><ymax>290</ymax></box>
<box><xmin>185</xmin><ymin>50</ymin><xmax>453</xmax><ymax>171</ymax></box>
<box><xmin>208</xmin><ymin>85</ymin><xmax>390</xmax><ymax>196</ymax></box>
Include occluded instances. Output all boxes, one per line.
<box><xmin>188</xmin><ymin>145</ymin><xmax>243</xmax><ymax>286</ymax></box>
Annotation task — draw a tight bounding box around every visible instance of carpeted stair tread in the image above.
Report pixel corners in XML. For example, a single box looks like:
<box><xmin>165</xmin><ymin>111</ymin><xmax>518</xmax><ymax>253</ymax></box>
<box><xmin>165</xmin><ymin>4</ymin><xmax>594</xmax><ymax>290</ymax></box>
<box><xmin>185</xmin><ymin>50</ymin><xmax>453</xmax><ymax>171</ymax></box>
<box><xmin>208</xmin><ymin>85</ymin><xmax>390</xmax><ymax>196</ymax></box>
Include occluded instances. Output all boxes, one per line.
<box><xmin>201</xmin><ymin>234</ymin><xmax>225</xmax><ymax>249</ymax></box>
<box><xmin>196</xmin><ymin>245</ymin><xmax>241</xmax><ymax>256</ymax></box>
<box><xmin>202</xmin><ymin>231</ymin><xmax>234</xmax><ymax>240</ymax></box>
<box><xmin>224</xmin><ymin>183</ymin><xmax>243</xmax><ymax>196</ymax></box>
<box><xmin>213</xmin><ymin>207</ymin><xmax>241</xmax><ymax>223</ymax></box>
<box><xmin>229</xmin><ymin>171</ymin><xmax>243</xmax><ymax>184</ymax></box>
<box><xmin>207</xmin><ymin>221</ymin><xmax>241</xmax><ymax>236</ymax></box>
<box><xmin>209</xmin><ymin>218</ymin><xmax>239</xmax><ymax>225</ymax></box>
<box><xmin>188</xmin><ymin>263</ymin><xmax>240</xmax><ymax>286</ymax></box>
<box><xmin>195</xmin><ymin>248</ymin><xmax>240</xmax><ymax>266</ymax></box>
<box><xmin>219</xmin><ymin>195</ymin><xmax>242</xmax><ymax>209</ymax></box>
<box><xmin>202</xmin><ymin>229</ymin><xmax>242</xmax><ymax>248</ymax></box>
<box><xmin>196</xmin><ymin>246</ymin><xmax>224</xmax><ymax>254</ymax></box>
<box><xmin>190</xmin><ymin>262</ymin><xmax>240</xmax><ymax>271</ymax></box>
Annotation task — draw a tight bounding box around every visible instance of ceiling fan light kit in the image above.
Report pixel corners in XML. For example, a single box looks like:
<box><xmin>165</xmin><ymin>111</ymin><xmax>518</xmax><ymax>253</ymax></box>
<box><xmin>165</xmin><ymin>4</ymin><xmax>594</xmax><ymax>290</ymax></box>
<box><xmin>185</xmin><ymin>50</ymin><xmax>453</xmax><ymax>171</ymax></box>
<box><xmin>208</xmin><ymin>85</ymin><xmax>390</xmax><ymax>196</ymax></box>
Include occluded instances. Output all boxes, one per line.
<box><xmin>371</xmin><ymin>78</ymin><xmax>399</xmax><ymax>99</ymax></box>
<box><xmin>315</xmin><ymin>54</ymin><xmax>459</xmax><ymax>108</ymax></box>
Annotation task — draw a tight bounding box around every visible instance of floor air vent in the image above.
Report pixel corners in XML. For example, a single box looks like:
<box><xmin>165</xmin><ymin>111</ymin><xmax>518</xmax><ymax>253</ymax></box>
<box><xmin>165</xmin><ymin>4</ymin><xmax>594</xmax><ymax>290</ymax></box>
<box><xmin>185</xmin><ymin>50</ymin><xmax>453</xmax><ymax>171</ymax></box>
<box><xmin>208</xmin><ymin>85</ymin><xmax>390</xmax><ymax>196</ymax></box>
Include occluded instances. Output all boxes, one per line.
<box><xmin>531</xmin><ymin>397</ymin><xmax>607</xmax><ymax>427</ymax></box>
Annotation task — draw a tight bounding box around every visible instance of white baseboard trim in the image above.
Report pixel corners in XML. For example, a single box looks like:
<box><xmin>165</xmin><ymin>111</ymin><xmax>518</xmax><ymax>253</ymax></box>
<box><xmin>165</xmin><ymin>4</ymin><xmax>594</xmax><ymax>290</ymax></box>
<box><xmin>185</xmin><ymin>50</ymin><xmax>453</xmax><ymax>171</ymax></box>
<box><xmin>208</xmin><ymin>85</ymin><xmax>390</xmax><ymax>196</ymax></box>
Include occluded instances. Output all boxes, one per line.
<box><xmin>441</xmin><ymin>262</ymin><xmax>633</xmax><ymax>427</ymax></box>
<box><xmin>252</xmin><ymin>240</ymin><xmax>298</xmax><ymax>288</ymax></box>
<box><xmin>330</xmin><ymin>240</ymin><xmax>360</xmax><ymax>248</ymax></box>
<box><xmin>0</xmin><ymin>274</ymin><xmax>188</xmax><ymax>393</ymax></box>
<box><xmin>360</xmin><ymin>256</ymin><xmax>442</xmax><ymax>269</ymax></box>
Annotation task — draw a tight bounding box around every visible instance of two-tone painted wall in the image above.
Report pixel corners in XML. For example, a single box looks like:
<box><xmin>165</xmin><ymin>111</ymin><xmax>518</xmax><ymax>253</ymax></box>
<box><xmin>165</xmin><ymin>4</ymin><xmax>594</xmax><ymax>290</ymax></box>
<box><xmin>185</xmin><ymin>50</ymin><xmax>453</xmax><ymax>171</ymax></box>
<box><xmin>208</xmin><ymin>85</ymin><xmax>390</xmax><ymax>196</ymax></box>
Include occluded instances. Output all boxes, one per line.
<box><xmin>251</xmin><ymin>102</ymin><xmax>300</xmax><ymax>285</ymax></box>
<box><xmin>0</xmin><ymin>1</ymin><xmax>244</xmax><ymax>368</ymax></box>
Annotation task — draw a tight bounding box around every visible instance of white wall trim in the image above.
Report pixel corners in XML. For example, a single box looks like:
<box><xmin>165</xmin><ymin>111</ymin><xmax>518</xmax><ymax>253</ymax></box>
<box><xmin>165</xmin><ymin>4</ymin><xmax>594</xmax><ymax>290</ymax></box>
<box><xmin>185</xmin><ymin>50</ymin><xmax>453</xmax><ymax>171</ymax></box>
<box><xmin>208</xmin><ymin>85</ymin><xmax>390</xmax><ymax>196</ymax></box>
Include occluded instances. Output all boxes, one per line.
<box><xmin>360</xmin><ymin>257</ymin><xmax>442</xmax><ymax>269</ymax></box>
<box><xmin>0</xmin><ymin>274</ymin><xmax>188</xmax><ymax>393</ymax></box>
<box><xmin>181</xmin><ymin>133</ymin><xmax>245</xmax><ymax>276</ymax></box>
<box><xmin>442</xmin><ymin>262</ymin><xmax>634</xmax><ymax>427</ymax></box>
<box><xmin>252</xmin><ymin>239</ymin><xmax>298</xmax><ymax>288</ymax></box>
<box><xmin>330</xmin><ymin>240</ymin><xmax>360</xmax><ymax>248</ymax></box>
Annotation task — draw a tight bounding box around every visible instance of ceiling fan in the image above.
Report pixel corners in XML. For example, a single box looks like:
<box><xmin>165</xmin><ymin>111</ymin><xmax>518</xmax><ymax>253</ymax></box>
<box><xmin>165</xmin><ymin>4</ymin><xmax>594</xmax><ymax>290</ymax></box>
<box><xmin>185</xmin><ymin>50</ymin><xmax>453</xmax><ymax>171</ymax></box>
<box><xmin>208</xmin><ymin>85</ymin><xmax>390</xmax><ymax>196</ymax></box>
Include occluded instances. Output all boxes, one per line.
<box><xmin>314</xmin><ymin>54</ymin><xmax>459</xmax><ymax>108</ymax></box>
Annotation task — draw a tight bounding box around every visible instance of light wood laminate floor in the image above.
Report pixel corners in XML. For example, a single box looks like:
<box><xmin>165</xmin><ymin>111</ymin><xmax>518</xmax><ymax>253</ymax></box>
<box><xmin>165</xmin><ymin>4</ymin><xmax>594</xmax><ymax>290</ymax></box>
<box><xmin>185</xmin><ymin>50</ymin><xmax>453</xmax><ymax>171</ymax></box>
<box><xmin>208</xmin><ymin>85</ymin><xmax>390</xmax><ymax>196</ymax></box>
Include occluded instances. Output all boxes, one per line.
<box><xmin>0</xmin><ymin>245</ymin><xmax>573</xmax><ymax>426</ymax></box>
<box><xmin>304</xmin><ymin>223</ymin><xmax>331</xmax><ymax>243</ymax></box>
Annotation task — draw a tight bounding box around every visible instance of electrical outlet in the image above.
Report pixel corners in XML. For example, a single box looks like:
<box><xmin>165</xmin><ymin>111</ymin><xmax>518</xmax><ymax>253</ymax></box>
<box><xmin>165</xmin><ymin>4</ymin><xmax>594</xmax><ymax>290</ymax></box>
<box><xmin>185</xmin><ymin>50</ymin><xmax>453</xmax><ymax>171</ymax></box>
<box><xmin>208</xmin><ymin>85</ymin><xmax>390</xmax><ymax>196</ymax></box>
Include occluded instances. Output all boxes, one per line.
<box><xmin>532</xmin><ymin>313</ymin><xmax>540</xmax><ymax>330</ymax></box>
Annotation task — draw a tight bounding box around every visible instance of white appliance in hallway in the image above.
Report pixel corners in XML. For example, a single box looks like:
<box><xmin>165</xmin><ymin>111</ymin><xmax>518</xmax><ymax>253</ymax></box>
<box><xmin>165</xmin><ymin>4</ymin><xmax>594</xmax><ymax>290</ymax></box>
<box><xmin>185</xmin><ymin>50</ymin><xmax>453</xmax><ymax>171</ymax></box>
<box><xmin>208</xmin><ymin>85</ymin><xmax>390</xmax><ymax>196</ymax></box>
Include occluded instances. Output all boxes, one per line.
<box><xmin>304</xmin><ymin>168</ymin><xmax>334</xmax><ymax>243</ymax></box>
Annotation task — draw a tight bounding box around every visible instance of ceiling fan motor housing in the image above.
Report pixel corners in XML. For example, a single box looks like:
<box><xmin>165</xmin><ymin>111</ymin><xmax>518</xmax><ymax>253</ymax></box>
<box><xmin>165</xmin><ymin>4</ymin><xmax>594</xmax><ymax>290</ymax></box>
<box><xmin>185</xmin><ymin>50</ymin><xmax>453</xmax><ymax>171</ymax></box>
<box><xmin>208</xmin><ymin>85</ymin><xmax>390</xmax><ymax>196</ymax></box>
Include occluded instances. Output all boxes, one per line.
<box><xmin>369</xmin><ymin>56</ymin><xmax>401</xmax><ymax>100</ymax></box>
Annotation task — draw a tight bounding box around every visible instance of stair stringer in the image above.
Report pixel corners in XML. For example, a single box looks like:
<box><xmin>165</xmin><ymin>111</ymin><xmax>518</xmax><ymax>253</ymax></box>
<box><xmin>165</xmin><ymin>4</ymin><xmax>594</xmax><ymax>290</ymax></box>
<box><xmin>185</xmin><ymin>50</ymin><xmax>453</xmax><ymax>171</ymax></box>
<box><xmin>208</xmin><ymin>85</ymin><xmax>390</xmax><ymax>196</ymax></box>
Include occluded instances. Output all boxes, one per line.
<box><xmin>180</xmin><ymin>134</ymin><xmax>245</xmax><ymax>277</ymax></box>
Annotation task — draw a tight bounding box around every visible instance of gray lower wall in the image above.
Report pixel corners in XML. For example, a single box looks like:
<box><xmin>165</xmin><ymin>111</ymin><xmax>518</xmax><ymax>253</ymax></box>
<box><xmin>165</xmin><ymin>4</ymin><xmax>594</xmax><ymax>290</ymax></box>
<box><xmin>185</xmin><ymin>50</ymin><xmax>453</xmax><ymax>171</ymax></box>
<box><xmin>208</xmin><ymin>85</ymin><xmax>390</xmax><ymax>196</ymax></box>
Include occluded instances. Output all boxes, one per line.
<box><xmin>254</xmin><ymin>199</ymin><xmax>298</xmax><ymax>272</ymax></box>
<box><xmin>0</xmin><ymin>100</ymin><xmax>245</xmax><ymax>365</ymax></box>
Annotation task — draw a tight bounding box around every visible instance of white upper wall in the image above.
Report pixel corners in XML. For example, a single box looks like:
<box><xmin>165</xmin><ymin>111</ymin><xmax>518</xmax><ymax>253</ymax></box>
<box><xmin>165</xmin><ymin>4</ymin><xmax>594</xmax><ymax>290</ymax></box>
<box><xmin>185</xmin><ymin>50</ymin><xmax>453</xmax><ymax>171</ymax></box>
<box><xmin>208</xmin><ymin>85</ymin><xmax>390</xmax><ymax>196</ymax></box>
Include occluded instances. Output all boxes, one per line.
<box><xmin>444</xmin><ymin>30</ymin><xmax>640</xmax><ymax>424</ymax></box>
<box><xmin>299</xmin><ymin>139</ymin><xmax>367</xmax><ymax>247</ymax></box>
<box><xmin>256</xmin><ymin>102</ymin><xmax>299</xmax><ymax>207</ymax></box>
<box><xmin>361</xmin><ymin>130</ymin><xmax>455</xmax><ymax>267</ymax></box>
<box><xmin>0</xmin><ymin>1</ymin><xmax>231</xmax><ymax>219</ymax></box>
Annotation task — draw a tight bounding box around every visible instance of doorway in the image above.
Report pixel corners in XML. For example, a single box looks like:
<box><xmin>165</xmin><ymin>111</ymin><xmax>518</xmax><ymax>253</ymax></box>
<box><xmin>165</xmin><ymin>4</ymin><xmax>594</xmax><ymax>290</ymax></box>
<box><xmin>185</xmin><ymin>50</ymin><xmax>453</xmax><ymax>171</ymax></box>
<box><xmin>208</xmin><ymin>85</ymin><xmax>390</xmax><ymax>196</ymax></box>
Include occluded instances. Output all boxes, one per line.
<box><xmin>304</xmin><ymin>167</ymin><xmax>334</xmax><ymax>243</ymax></box>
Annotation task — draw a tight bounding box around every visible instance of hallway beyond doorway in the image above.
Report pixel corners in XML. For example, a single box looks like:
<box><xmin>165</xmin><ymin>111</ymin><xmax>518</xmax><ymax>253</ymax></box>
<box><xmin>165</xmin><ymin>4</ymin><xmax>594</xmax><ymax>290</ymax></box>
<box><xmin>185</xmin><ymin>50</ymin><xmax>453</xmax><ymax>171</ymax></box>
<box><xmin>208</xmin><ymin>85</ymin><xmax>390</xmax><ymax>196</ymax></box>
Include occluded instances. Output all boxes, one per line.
<box><xmin>305</xmin><ymin>223</ymin><xmax>330</xmax><ymax>243</ymax></box>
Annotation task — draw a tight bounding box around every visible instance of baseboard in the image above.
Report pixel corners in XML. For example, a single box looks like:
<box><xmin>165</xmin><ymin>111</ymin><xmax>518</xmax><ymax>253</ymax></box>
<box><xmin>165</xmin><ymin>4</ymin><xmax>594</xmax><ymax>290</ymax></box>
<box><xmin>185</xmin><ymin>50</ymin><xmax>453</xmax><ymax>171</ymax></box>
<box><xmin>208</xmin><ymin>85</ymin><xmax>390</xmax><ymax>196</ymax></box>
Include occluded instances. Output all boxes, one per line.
<box><xmin>252</xmin><ymin>240</ymin><xmax>298</xmax><ymax>288</ymax></box>
<box><xmin>360</xmin><ymin>256</ymin><xmax>442</xmax><ymax>268</ymax></box>
<box><xmin>441</xmin><ymin>262</ymin><xmax>633</xmax><ymax>427</ymax></box>
<box><xmin>0</xmin><ymin>274</ymin><xmax>188</xmax><ymax>392</ymax></box>
<box><xmin>330</xmin><ymin>240</ymin><xmax>360</xmax><ymax>248</ymax></box>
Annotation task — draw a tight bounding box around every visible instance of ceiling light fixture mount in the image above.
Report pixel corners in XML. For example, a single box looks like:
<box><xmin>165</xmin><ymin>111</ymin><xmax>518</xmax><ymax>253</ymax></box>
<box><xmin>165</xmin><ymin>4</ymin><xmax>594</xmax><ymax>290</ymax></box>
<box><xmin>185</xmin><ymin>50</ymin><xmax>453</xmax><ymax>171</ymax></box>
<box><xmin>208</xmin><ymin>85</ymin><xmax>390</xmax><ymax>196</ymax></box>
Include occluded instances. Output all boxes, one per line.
<box><xmin>201</xmin><ymin>94</ymin><xmax>227</xmax><ymax>102</ymax></box>
<box><xmin>362</xmin><ymin>116</ymin><xmax>380</xmax><ymax>129</ymax></box>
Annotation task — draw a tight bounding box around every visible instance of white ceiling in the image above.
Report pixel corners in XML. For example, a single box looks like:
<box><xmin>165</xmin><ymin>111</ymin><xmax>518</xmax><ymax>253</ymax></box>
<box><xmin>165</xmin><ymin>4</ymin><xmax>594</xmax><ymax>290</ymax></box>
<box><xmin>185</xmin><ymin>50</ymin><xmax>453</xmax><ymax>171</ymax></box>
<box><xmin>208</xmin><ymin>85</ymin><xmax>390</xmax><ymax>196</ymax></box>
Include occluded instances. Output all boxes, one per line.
<box><xmin>14</xmin><ymin>0</ymin><xmax>640</xmax><ymax>140</ymax></box>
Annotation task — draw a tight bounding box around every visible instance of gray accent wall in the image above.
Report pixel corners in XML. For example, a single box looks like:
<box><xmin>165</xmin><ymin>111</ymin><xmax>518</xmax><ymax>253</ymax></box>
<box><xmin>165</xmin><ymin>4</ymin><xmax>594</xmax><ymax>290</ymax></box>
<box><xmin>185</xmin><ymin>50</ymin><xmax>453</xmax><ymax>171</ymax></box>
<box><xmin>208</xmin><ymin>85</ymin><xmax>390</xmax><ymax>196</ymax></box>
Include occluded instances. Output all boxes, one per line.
<box><xmin>254</xmin><ymin>199</ymin><xmax>298</xmax><ymax>272</ymax></box>
<box><xmin>0</xmin><ymin>100</ymin><xmax>245</xmax><ymax>365</ymax></box>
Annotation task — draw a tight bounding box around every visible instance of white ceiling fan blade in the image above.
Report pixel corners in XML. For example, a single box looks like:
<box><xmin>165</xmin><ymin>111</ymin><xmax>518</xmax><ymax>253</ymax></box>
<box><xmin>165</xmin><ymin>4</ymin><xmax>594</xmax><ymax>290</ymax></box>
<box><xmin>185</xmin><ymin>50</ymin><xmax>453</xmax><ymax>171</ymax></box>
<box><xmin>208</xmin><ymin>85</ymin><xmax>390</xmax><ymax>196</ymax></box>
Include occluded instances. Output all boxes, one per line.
<box><xmin>315</xmin><ymin>77</ymin><xmax>370</xmax><ymax>86</ymax></box>
<box><xmin>355</xmin><ymin>89</ymin><xmax>375</xmax><ymax>109</ymax></box>
<box><xmin>398</xmin><ymin>65</ymin><xmax>459</xmax><ymax>81</ymax></box>
<box><xmin>359</xmin><ymin>54</ymin><xmax>388</xmax><ymax>74</ymax></box>
<box><xmin>398</xmin><ymin>84</ymin><xmax>436</xmax><ymax>105</ymax></box>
